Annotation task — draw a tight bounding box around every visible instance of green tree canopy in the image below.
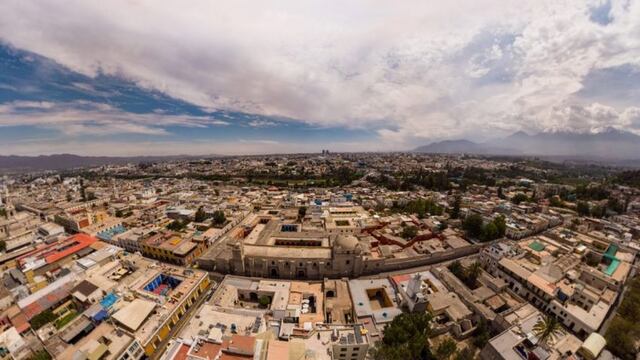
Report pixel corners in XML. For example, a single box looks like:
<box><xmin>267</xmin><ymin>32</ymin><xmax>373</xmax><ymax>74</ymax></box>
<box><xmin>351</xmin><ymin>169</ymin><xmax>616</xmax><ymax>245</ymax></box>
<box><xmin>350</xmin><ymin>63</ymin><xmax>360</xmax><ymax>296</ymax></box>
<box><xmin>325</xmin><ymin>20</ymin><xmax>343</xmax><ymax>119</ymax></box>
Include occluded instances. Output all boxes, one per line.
<box><xmin>449</xmin><ymin>196</ymin><xmax>461</xmax><ymax>219</ymax></box>
<box><xmin>482</xmin><ymin>222</ymin><xmax>498</xmax><ymax>241</ymax></box>
<box><xmin>493</xmin><ymin>215</ymin><xmax>506</xmax><ymax>238</ymax></box>
<box><xmin>370</xmin><ymin>313</ymin><xmax>433</xmax><ymax>360</ymax></box>
<box><xmin>298</xmin><ymin>206</ymin><xmax>307</xmax><ymax>219</ymax></box>
<box><xmin>195</xmin><ymin>206</ymin><xmax>207</xmax><ymax>222</ymax></box>
<box><xmin>577</xmin><ymin>201</ymin><xmax>590</xmax><ymax>216</ymax></box>
<box><xmin>463</xmin><ymin>214</ymin><xmax>484</xmax><ymax>238</ymax></box>
<box><xmin>167</xmin><ymin>219</ymin><xmax>187</xmax><ymax>231</ymax></box>
<box><xmin>533</xmin><ymin>315</ymin><xmax>564</xmax><ymax>347</ymax></box>
<box><xmin>511</xmin><ymin>193</ymin><xmax>528</xmax><ymax>205</ymax></box>
<box><xmin>401</xmin><ymin>226</ymin><xmax>418</xmax><ymax>240</ymax></box>
<box><xmin>30</xmin><ymin>310</ymin><xmax>56</xmax><ymax>330</ymax></box>
<box><xmin>449</xmin><ymin>260</ymin><xmax>482</xmax><ymax>289</ymax></box>
<box><xmin>258</xmin><ymin>295</ymin><xmax>271</xmax><ymax>308</ymax></box>
<box><xmin>212</xmin><ymin>210</ymin><xmax>226</xmax><ymax>225</ymax></box>
<box><xmin>434</xmin><ymin>337</ymin><xmax>457</xmax><ymax>360</ymax></box>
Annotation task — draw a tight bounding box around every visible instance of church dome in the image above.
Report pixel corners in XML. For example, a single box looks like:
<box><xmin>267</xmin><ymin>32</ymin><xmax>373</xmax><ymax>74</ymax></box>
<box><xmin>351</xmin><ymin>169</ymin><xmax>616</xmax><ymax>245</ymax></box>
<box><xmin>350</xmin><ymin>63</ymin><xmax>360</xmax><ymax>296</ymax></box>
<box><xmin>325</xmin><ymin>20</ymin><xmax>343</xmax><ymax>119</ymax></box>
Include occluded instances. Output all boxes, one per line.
<box><xmin>334</xmin><ymin>235</ymin><xmax>359</xmax><ymax>250</ymax></box>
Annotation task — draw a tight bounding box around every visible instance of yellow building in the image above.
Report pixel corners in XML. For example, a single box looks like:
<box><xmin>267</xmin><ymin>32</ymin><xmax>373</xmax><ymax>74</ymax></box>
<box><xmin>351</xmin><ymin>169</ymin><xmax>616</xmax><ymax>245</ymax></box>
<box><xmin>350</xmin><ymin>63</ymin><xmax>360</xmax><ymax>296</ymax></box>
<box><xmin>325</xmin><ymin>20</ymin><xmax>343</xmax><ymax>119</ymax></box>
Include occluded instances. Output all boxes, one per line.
<box><xmin>141</xmin><ymin>231</ymin><xmax>206</xmax><ymax>266</ymax></box>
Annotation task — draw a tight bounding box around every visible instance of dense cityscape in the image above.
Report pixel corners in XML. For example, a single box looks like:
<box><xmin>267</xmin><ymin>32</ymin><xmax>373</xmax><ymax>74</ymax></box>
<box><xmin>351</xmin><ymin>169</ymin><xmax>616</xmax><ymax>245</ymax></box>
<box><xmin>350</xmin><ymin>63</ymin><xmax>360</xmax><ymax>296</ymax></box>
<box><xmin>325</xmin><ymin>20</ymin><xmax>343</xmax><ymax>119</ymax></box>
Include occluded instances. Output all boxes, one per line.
<box><xmin>0</xmin><ymin>153</ymin><xmax>639</xmax><ymax>359</ymax></box>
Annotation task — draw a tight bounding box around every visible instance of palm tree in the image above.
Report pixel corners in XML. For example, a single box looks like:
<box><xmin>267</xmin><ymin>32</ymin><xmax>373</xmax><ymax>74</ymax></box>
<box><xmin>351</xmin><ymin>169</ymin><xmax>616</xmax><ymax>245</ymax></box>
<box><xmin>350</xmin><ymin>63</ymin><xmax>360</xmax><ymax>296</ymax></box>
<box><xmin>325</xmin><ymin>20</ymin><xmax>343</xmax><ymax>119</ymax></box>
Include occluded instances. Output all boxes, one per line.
<box><xmin>464</xmin><ymin>261</ymin><xmax>482</xmax><ymax>288</ymax></box>
<box><xmin>533</xmin><ymin>315</ymin><xmax>564</xmax><ymax>347</ymax></box>
<box><xmin>466</xmin><ymin>261</ymin><xmax>482</xmax><ymax>279</ymax></box>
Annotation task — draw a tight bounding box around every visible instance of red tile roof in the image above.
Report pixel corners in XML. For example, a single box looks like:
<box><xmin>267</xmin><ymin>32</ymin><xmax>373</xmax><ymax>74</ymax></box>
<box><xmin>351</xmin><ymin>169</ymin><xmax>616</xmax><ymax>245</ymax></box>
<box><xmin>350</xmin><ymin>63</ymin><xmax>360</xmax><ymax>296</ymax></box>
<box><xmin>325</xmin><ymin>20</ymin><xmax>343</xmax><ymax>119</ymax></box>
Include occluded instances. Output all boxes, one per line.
<box><xmin>221</xmin><ymin>335</ymin><xmax>255</xmax><ymax>357</ymax></box>
<box><xmin>45</xmin><ymin>234</ymin><xmax>96</xmax><ymax>264</ymax></box>
<box><xmin>390</xmin><ymin>274</ymin><xmax>411</xmax><ymax>287</ymax></box>
<box><xmin>17</xmin><ymin>234</ymin><xmax>97</xmax><ymax>268</ymax></box>
<box><xmin>190</xmin><ymin>342</ymin><xmax>222</xmax><ymax>359</ymax></box>
<box><xmin>10</xmin><ymin>312</ymin><xmax>30</xmax><ymax>333</ymax></box>
<box><xmin>173</xmin><ymin>344</ymin><xmax>190</xmax><ymax>360</ymax></box>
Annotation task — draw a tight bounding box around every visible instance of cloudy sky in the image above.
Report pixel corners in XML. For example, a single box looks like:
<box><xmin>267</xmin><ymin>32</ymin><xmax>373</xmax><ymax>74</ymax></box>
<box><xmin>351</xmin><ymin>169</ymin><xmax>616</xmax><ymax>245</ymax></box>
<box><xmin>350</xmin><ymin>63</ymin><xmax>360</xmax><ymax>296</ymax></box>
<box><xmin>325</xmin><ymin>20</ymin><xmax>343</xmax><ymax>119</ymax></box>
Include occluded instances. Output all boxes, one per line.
<box><xmin>0</xmin><ymin>0</ymin><xmax>639</xmax><ymax>155</ymax></box>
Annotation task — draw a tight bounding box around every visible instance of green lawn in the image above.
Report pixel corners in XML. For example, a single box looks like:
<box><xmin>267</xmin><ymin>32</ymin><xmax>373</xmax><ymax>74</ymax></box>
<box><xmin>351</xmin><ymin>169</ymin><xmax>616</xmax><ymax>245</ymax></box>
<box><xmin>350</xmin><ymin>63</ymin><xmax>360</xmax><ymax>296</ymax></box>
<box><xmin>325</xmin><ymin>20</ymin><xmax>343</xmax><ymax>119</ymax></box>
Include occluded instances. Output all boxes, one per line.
<box><xmin>54</xmin><ymin>311</ymin><xmax>78</xmax><ymax>330</ymax></box>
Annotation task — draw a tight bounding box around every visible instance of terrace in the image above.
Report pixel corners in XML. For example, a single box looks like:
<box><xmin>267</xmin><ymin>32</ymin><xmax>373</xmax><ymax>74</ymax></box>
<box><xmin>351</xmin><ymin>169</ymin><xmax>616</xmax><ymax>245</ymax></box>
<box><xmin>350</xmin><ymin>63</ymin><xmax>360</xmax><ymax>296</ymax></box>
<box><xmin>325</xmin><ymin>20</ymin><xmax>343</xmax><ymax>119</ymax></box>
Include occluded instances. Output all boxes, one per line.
<box><xmin>97</xmin><ymin>224</ymin><xmax>127</xmax><ymax>241</ymax></box>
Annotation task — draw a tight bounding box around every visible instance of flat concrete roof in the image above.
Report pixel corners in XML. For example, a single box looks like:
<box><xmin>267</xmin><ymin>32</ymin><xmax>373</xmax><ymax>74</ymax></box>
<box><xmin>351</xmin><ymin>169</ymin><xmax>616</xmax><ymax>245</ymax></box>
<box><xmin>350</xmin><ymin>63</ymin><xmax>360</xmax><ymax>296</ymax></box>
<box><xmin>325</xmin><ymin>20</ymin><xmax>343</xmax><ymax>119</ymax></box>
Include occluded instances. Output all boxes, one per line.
<box><xmin>112</xmin><ymin>299</ymin><xmax>156</xmax><ymax>331</ymax></box>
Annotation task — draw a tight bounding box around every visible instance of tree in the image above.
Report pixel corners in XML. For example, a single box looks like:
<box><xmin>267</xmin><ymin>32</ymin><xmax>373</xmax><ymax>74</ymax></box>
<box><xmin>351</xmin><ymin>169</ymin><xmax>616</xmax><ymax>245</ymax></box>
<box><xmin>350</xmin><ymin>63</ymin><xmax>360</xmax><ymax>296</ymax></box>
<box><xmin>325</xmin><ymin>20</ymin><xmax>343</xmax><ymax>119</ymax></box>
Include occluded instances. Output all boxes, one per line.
<box><xmin>607</xmin><ymin>197</ymin><xmax>624</xmax><ymax>214</ymax></box>
<box><xmin>591</xmin><ymin>205</ymin><xmax>606</xmax><ymax>218</ymax></box>
<box><xmin>493</xmin><ymin>215</ymin><xmax>506</xmax><ymax>238</ymax></box>
<box><xmin>167</xmin><ymin>220</ymin><xmax>186</xmax><ymax>231</ymax></box>
<box><xmin>195</xmin><ymin>206</ymin><xmax>207</xmax><ymax>222</ymax></box>
<box><xmin>511</xmin><ymin>193</ymin><xmax>528</xmax><ymax>205</ymax></box>
<box><xmin>605</xmin><ymin>276</ymin><xmax>640</xmax><ymax>359</ymax></box>
<box><xmin>497</xmin><ymin>186</ymin><xmax>505</xmax><ymax>199</ymax></box>
<box><xmin>448</xmin><ymin>261</ymin><xmax>464</xmax><ymax>279</ymax></box>
<box><xmin>212</xmin><ymin>210</ymin><xmax>226</xmax><ymax>225</ymax></box>
<box><xmin>606</xmin><ymin>316</ymin><xmax>638</xmax><ymax>359</ymax></box>
<box><xmin>258</xmin><ymin>295</ymin><xmax>271</xmax><ymax>308</ymax></box>
<box><xmin>401</xmin><ymin>226</ymin><xmax>418</xmax><ymax>240</ymax></box>
<box><xmin>449</xmin><ymin>261</ymin><xmax>481</xmax><ymax>289</ymax></box>
<box><xmin>466</xmin><ymin>262</ymin><xmax>482</xmax><ymax>286</ymax></box>
<box><xmin>298</xmin><ymin>206</ymin><xmax>307</xmax><ymax>220</ymax></box>
<box><xmin>370</xmin><ymin>313</ymin><xmax>433</xmax><ymax>360</ymax></box>
<box><xmin>577</xmin><ymin>201</ymin><xmax>590</xmax><ymax>216</ymax></box>
<box><xmin>533</xmin><ymin>315</ymin><xmax>564</xmax><ymax>347</ymax></box>
<box><xmin>450</xmin><ymin>196</ymin><xmax>461</xmax><ymax>219</ymax></box>
<box><xmin>80</xmin><ymin>178</ymin><xmax>86</xmax><ymax>202</ymax></box>
<box><xmin>454</xmin><ymin>347</ymin><xmax>475</xmax><ymax>360</ymax></box>
<box><xmin>481</xmin><ymin>222</ymin><xmax>498</xmax><ymax>242</ymax></box>
<box><xmin>434</xmin><ymin>337</ymin><xmax>457</xmax><ymax>360</ymax></box>
<box><xmin>472</xmin><ymin>318</ymin><xmax>491</xmax><ymax>348</ymax></box>
<box><xmin>30</xmin><ymin>310</ymin><xmax>57</xmax><ymax>330</ymax></box>
<box><xmin>463</xmin><ymin>214</ymin><xmax>483</xmax><ymax>238</ymax></box>
<box><xmin>549</xmin><ymin>196</ymin><xmax>564</xmax><ymax>207</ymax></box>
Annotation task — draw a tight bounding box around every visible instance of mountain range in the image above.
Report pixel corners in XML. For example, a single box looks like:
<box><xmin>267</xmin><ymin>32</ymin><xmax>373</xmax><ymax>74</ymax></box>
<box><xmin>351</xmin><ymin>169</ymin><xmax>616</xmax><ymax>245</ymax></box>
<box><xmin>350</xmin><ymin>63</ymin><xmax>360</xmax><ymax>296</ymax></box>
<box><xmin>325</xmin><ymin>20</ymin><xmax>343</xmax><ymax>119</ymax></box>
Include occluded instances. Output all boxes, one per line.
<box><xmin>414</xmin><ymin>128</ymin><xmax>640</xmax><ymax>160</ymax></box>
<box><xmin>2</xmin><ymin>128</ymin><xmax>640</xmax><ymax>172</ymax></box>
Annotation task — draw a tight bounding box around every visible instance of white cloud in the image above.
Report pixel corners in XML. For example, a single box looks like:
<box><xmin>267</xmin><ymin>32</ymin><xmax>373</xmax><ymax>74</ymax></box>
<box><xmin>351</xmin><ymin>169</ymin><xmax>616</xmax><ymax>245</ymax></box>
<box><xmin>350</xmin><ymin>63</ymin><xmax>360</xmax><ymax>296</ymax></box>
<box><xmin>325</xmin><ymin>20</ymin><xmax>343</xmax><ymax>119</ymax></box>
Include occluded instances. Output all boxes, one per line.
<box><xmin>547</xmin><ymin>102</ymin><xmax>634</xmax><ymax>133</ymax></box>
<box><xmin>247</xmin><ymin>120</ymin><xmax>278</xmax><ymax>128</ymax></box>
<box><xmin>0</xmin><ymin>101</ymin><xmax>229</xmax><ymax>135</ymax></box>
<box><xmin>0</xmin><ymin>0</ymin><xmax>639</xmax><ymax>149</ymax></box>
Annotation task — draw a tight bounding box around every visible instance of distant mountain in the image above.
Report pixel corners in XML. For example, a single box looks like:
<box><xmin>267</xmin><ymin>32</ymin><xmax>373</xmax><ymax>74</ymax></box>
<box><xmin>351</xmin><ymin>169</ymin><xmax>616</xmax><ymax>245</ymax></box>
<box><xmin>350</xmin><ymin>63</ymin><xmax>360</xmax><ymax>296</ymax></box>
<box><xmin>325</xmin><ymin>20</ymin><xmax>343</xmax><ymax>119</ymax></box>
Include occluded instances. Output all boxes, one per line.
<box><xmin>413</xmin><ymin>140</ymin><xmax>517</xmax><ymax>155</ymax></box>
<box><xmin>414</xmin><ymin>128</ymin><xmax>640</xmax><ymax>159</ymax></box>
<box><xmin>0</xmin><ymin>154</ymin><xmax>209</xmax><ymax>172</ymax></box>
<box><xmin>495</xmin><ymin>128</ymin><xmax>640</xmax><ymax>159</ymax></box>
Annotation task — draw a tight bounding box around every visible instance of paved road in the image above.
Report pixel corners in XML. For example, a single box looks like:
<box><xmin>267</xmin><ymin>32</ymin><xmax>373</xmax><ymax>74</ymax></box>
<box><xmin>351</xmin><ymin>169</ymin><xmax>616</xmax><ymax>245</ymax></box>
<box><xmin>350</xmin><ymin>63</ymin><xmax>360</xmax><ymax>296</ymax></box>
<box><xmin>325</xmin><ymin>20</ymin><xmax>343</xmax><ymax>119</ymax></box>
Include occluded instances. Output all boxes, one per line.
<box><xmin>150</xmin><ymin>279</ymin><xmax>216</xmax><ymax>360</ymax></box>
